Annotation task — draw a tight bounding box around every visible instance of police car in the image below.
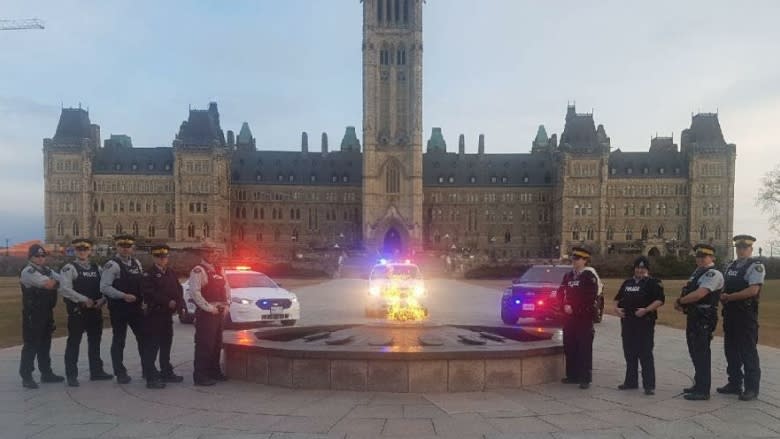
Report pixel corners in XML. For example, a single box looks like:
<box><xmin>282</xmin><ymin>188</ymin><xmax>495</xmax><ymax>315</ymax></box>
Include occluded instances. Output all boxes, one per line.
<box><xmin>365</xmin><ymin>260</ymin><xmax>428</xmax><ymax>318</ymax></box>
<box><xmin>179</xmin><ymin>267</ymin><xmax>300</xmax><ymax>327</ymax></box>
<box><xmin>500</xmin><ymin>265</ymin><xmax>605</xmax><ymax>324</ymax></box>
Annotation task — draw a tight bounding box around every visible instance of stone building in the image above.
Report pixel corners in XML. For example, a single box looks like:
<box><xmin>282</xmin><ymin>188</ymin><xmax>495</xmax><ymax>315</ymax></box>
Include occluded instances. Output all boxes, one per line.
<box><xmin>43</xmin><ymin>0</ymin><xmax>735</xmax><ymax>259</ymax></box>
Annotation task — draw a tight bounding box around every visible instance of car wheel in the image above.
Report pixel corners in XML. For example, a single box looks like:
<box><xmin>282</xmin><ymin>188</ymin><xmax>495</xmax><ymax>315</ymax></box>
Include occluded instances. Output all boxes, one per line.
<box><xmin>281</xmin><ymin>319</ymin><xmax>296</xmax><ymax>326</ymax></box>
<box><xmin>178</xmin><ymin>307</ymin><xmax>194</xmax><ymax>324</ymax></box>
<box><xmin>594</xmin><ymin>297</ymin><xmax>604</xmax><ymax>323</ymax></box>
<box><xmin>501</xmin><ymin>309</ymin><xmax>517</xmax><ymax>325</ymax></box>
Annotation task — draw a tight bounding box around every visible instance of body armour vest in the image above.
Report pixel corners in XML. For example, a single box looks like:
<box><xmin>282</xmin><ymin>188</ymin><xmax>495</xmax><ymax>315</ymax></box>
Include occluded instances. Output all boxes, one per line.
<box><xmin>112</xmin><ymin>257</ymin><xmax>143</xmax><ymax>298</ymax></box>
<box><xmin>145</xmin><ymin>266</ymin><xmax>182</xmax><ymax>312</ymax></box>
<box><xmin>71</xmin><ymin>263</ymin><xmax>101</xmax><ymax>301</ymax></box>
<box><xmin>724</xmin><ymin>258</ymin><xmax>760</xmax><ymax>313</ymax></box>
<box><xmin>682</xmin><ymin>267</ymin><xmax>721</xmax><ymax>307</ymax></box>
<box><xmin>20</xmin><ymin>264</ymin><xmax>57</xmax><ymax>309</ymax></box>
<box><xmin>200</xmin><ymin>265</ymin><xmax>227</xmax><ymax>303</ymax></box>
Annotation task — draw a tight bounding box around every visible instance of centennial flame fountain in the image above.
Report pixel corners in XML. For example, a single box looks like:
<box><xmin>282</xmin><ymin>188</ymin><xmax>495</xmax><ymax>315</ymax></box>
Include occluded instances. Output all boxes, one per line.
<box><xmin>223</xmin><ymin>271</ymin><xmax>564</xmax><ymax>392</ymax></box>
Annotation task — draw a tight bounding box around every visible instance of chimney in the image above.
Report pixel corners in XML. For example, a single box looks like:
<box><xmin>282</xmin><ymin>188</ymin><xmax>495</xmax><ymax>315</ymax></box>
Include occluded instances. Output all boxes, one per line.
<box><xmin>301</xmin><ymin>131</ymin><xmax>308</xmax><ymax>153</ymax></box>
<box><xmin>478</xmin><ymin>134</ymin><xmax>485</xmax><ymax>155</ymax></box>
<box><xmin>321</xmin><ymin>132</ymin><xmax>329</xmax><ymax>153</ymax></box>
<box><xmin>227</xmin><ymin>130</ymin><xmax>235</xmax><ymax>146</ymax></box>
<box><xmin>458</xmin><ymin>134</ymin><xmax>465</xmax><ymax>155</ymax></box>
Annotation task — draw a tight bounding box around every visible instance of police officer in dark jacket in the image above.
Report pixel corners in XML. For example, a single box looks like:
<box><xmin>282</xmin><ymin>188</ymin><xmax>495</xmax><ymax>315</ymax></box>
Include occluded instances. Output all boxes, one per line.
<box><xmin>558</xmin><ymin>246</ymin><xmax>599</xmax><ymax>389</ymax></box>
<box><xmin>188</xmin><ymin>244</ymin><xmax>229</xmax><ymax>386</ymax></box>
<box><xmin>19</xmin><ymin>244</ymin><xmax>64</xmax><ymax>389</ymax></box>
<box><xmin>140</xmin><ymin>244</ymin><xmax>184</xmax><ymax>389</ymax></box>
<box><xmin>675</xmin><ymin>243</ymin><xmax>724</xmax><ymax>401</ymax></box>
<box><xmin>614</xmin><ymin>256</ymin><xmax>665</xmax><ymax>395</ymax></box>
<box><xmin>99</xmin><ymin>235</ymin><xmax>144</xmax><ymax>384</ymax></box>
<box><xmin>58</xmin><ymin>238</ymin><xmax>113</xmax><ymax>387</ymax></box>
<box><xmin>718</xmin><ymin>234</ymin><xmax>764</xmax><ymax>401</ymax></box>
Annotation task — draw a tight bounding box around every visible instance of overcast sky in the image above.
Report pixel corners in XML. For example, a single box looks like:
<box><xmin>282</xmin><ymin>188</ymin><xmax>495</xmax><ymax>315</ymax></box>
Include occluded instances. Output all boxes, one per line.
<box><xmin>2</xmin><ymin>0</ymin><xmax>779</xmax><ymax>250</ymax></box>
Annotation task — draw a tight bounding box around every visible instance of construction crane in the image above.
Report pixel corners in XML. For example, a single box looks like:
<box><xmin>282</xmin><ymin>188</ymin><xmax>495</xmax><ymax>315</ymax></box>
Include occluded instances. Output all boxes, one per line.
<box><xmin>0</xmin><ymin>19</ymin><xmax>45</xmax><ymax>31</ymax></box>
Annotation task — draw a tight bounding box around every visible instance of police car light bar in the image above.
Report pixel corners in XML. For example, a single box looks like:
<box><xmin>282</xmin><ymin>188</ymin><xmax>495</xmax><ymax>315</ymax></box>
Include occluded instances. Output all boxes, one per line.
<box><xmin>234</xmin><ymin>265</ymin><xmax>252</xmax><ymax>271</ymax></box>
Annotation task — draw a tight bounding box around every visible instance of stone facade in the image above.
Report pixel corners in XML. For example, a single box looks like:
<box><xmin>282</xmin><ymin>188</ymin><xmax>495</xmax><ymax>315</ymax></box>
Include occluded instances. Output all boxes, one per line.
<box><xmin>43</xmin><ymin>0</ymin><xmax>736</xmax><ymax>259</ymax></box>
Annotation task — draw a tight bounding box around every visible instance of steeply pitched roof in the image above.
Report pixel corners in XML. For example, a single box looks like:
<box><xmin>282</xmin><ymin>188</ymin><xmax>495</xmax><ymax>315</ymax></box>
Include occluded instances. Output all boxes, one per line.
<box><xmin>423</xmin><ymin>152</ymin><xmax>554</xmax><ymax>187</ymax></box>
<box><xmin>340</xmin><ymin>126</ymin><xmax>361</xmax><ymax>152</ymax></box>
<box><xmin>237</xmin><ymin>122</ymin><xmax>254</xmax><ymax>145</ymax></box>
<box><xmin>230</xmin><ymin>150</ymin><xmax>363</xmax><ymax>186</ymax></box>
<box><xmin>681</xmin><ymin>113</ymin><xmax>727</xmax><ymax>149</ymax></box>
<box><xmin>53</xmin><ymin>108</ymin><xmax>92</xmax><ymax>141</ymax></box>
<box><xmin>174</xmin><ymin>103</ymin><xmax>226</xmax><ymax>148</ymax></box>
<box><xmin>427</xmin><ymin>128</ymin><xmax>447</xmax><ymax>153</ymax></box>
<box><xmin>559</xmin><ymin>105</ymin><xmax>610</xmax><ymax>152</ymax></box>
<box><xmin>93</xmin><ymin>147</ymin><xmax>174</xmax><ymax>175</ymax></box>
<box><xmin>607</xmin><ymin>150</ymin><xmax>688</xmax><ymax>179</ymax></box>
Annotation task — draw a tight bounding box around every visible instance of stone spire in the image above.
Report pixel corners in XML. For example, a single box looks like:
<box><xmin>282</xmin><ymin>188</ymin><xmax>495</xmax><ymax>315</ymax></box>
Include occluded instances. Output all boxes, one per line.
<box><xmin>426</xmin><ymin>127</ymin><xmax>446</xmax><ymax>153</ymax></box>
<box><xmin>340</xmin><ymin>126</ymin><xmax>361</xmax><ymax>152</ymax></box>
<box><xmin>236</xmin><ymin>122</ymin><xmax>255</xmax><ymax>151</ymax></box>
<box><xmin>301</xmin><ymin>131</ymin><xmax>309</xmax><ymax>153</ymax></box>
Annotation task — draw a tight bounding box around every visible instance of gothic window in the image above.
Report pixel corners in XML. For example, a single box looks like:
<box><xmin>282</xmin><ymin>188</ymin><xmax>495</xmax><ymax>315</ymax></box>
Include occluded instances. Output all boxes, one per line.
<box><xmin>606</xmin><ymin>227</ymin><xmax>614</xmax><ymax>241</ymax></box>
<box><xmin>587</xmin><ymin>203</ymin><xmax>593</xmax><ymax>216</ymax></box>
<box><xmin>386</xmin><ymin>163</ymin><xmax>400</xmax><ymax>193</ymax></box>
<box><xmin>657</xmin><ymin>225</ymin><xmax>664</xmax><ymax>238</ymax></box>
<box><xmin>148</xmin><ymin>224</ymin><xmax>156</xmax><ymax>238</ymax></box>
<box><xmin>504</xmin><ymin>231</ymin><xmax>511</xmax><ymax>243</ymax></box>
<box><xmin>187</xmin><ymin>223</ymin><xmax>195</xmax><ymax>238</ymax></box>
<box><xmin>574</xmin><ymin>204</ymin><xmax>580</xmax><ymax>216</ymax></box>
<box><xmin>715</xmin><ymin>225</ymin><xmax>722</xmax><ymax>240</ymax></box>
<box><xmin>641</xmin><ymin>226</ymin><xmax>649</xmax><ymax>240</ymax></box>
<box><xmin>377</xmin><ymin>0</ymin><xmax>383</xmax><ymax>22</ymax></box>
<box><xmin>397</xmin><ymin>47</ymin><xmax>406</xmax><ymax>65</ymax></box>
<box><xmin>253</xmin><ymin>207</ymin><xmax>258</xmax><ymax>219</ymax></box>
<box><xmin>203</xmin><ymin>223</ymin><xmax>210</xmax><ymax>238</ymax></box>
<box><xmin>167</xmin><ymin>222</ymin><xmax>175</xmax><ymax>238</ymax></box>
<box><xmin>100</xmin><ymin>199</ymin><xmax>105</xmax><ymax>212</ymax></box>
<box><xmin>625</xmin><ymin>227</ymin><xmax>633</xmax><ymax>241</ymax></box>
<box><xmin>609</xmin><ymin>204</ymin><xmax>616</xmax><ymax>217</ymax></box>
<box><xmin>96</xmin><ymin>221</ymin><xmax>103</xmax><ymax>238</ymax></box>
<box><xmin>260</xmin><ymin>208</ymin><xmax>265</xmax><ymax>220</ymax></box>
<box><xmin>715</xmin><ymin>204</ymin><xmax>721</xmax><ymax>215</ymax></box>
<box><xmin>296</xmin><ymin>208</ymin><xmax>301</xmax><ymax>220</ymax></box>
<box><xmin>586</xmin><ymin>226</ymin><xmax>594</xmax><ymax>241</ymax></box>
<box><xmin>235</xmin><ymin>207</ymin><xmax>240</xmax><ymax>219</ymax></box>
<box><xmin>699</xmin><ymin>224</ymin><xmax>707</xmax><ymax>240</ymax></box>
<box><xmin>115</xmin><ymin>223</ymin><xmax>123</xmax><ymax>235</ymax></box>
<box><xmin>56</xmin><ymin>221</ymin><xmax>64</xmax><ymax>237</ymax></box>
<box><xmin>676</xmin><ymin>225</ymin><xmax>684</xmax><ymax>240</ymax></box>
<box><xmin>403</xmin><ymin>0</ymin><xmax>410</xmax><ymax>23</ymax></box>
<box><xmin>132</xmin><ymin>222</ymin><xmax>139</xmax><ymax>236</ymax></box>
<box><xmin>238</xmin><ymin>226</ymin><xmax>245</xmax><ymax>241</ymax></box>
<box><xmin>571</xmin><ymin>224</ymin><xmax>580</xmax><ymax>241</ymax></box>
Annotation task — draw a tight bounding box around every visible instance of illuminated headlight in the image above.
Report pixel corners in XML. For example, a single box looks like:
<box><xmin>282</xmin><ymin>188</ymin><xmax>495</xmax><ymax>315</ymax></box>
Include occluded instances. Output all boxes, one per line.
<box><xmin>413</xmin><ymin>284</ymin><xmax>426</xmax><ymax>297</ymax></box>
<box><xmin>231</xmin><ymin>297</ymin><xmax>251</xmax><ymax>305</ymax></box>
<box><xmin>369</xmin><ymin>286</ymin><xmax>381</xmax><ymax>296</ymax></box>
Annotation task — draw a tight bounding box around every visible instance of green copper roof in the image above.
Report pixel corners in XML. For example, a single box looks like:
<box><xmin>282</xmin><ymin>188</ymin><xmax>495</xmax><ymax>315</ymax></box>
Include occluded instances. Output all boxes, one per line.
<box><xmin>237</xmin><ymin>122</ymin><xmax>253</xmax><ymax>144</ymax></box>
<box><xmin>534</xmin><ymin>125</ymin><xmax>548</xmax><ymax>144</ymax></box>
<box><xmin>427</xmin><ymin>127</ymin><xmax>446</xmax><ymax>152</ymax></box>
<box><xmin>340</xmin><ymin>126</ymin><xmax>360</xmax><ymax>151</ymax></box>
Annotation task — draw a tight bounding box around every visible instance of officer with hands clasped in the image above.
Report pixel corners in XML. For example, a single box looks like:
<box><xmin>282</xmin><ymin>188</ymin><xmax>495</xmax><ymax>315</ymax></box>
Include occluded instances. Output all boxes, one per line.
<box><xmin>718</xmin><ymin>234</ymin><xmax>764</xmax><ymax>401</ymax></box>
<box><xmin>614</xmin><ymin>256</ymin><xmax>665</xmax><ymax>395</ymax></box>
<box><xmin>19</xmin><ymin>244</ymin><xmax>65</xmax><ymax>389</ymax></box>
<box><xmin>189</xmin><ymin>244</ymin><xmax>229</xmax><ymax>386</ymax></box>
<box><xmin>100</xmin><ymin>234</ymin><xmax>144</xmax><ymax>384</ymax></box>
<box><xmin>675</xmin><ymin>243</ymin><xmax>724</xmax><ymax>401</ymax></box>
<box><xmin>558</xmin><ymin>246</ymin><xmax>599</xmax><ymax>389</ymax></box>
<box><xmin>140</xmin><ymin>244</ymin><xmax>185</xmax><ymax>389</ymax></box>
<box><xmin>59</xmin><ymin>238</ymin><xmax>113</xmax><ymax>387</ymax></box>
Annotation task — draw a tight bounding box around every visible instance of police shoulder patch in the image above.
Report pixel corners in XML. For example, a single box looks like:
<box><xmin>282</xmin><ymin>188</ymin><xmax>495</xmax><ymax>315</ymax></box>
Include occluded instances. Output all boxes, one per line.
<box><xmin>754</xmin><ymin>264</ymin><xmax>764</xmax><ymax>273</ymax></box>
<box><xmin>104</xmin><ymin>261</ymin><xmax>116</xmax><ymax>270</ymax></box>
<box><xmin>705</xmin><ymin>271</ymin><xmax>716</xmax><ymax>278</ymax></box>
<box><xmin>62</xmin><ymin>265</ymin><xmax>72</xmax><ymax>273</ymax></box>
<box><xmin>26</xmin><ymin>267</ymin><xmax>35</xmax><ymax>273</ymax></box>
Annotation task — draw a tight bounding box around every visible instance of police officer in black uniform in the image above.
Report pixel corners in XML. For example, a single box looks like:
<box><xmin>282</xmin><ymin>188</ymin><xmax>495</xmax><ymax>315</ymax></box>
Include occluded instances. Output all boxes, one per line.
<box><xmin>59</xmin><ymin>238</ymin><xmax>113</xmax><ymax>387</ymax></box>
<box><xmin>717</xmin><ymin>234</ymin><xmax>764</xmax><ymax>401</ymax></box>
<box><xmin>99</xmin><ymin>235</ymin><xmax>144</xmax><ymax>384</ymax></box>
<box><xmin>19</xmin><ymin>244</ymin><xmax>64</xmax><ymax>389</ymax></box>
<box><xmin>140</xmin><ymin>244</ymin><xmax>184</xmax><ymax>389</ymax></box>
<box><xmin>614</xmin><ymin>256</ymin><xmax>665</xmax><ymax>395</ymax></box>
<box><xmin>558</xmin><ymin>246</ymin><xmax>599</xmax><ymax>389</ymax></box>
<box><xmin>675</xmin><ymin>243</ymin><xmax>724</xmax><ymax>401</ymax></box>
<box><xmin>188</xmin><ymin>244</ymin><xmax>229</xmax><ymax>386</ymax></box>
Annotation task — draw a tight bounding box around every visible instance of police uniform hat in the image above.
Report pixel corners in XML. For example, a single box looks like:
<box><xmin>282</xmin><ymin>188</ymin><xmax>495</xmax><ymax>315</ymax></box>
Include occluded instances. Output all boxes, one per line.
<box><xmin>71</xmin><ymin>238</ymin><xmax>93</xmax><ymax>250</ymax></box>
<box><xmin>633</xmin><ymin>256</ymin><xmax>650</xmax><ymax>269</ymax></box>
<box><xmin>150</xmin><ymin>244</ymin><xmax>171</xmax><ymax>257</ymax></box>
<box><xmin>733</xmin><ymin>234</ymin><xmax>756</xmax><ymax>247</ymax></box>
<box><xmin>571</xmin><ymin>246</ymin><xmax>591</xmax><ymax>259</ymax></box>
<box><xmin>114</xmin><ymin>234</ymin><xmax>135</xmax><ymax>247</ymax></box>
<box><xmin>28</xmin><ymin>244</ymin><xmax>48</xmax><ymax>258</ymax></box>
<box><xmin>693</xmin><ymin>243</ymin><xmax>716</xmax><ymax>257</ymax></box>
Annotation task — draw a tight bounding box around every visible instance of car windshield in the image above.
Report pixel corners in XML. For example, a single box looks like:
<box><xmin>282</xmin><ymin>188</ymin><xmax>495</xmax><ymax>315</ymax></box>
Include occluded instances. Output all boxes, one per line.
<box><xmin>227</xmin><ymin>272</ymin><xmax>278</xmax><ymax>289</ymax></box>
<box><xmin>518</xmin><ymin>267</ymin><xmax>570</xmax><ymax>284</ymax></box>
<box><xmin>371</xmin><ymin>265</ymin><xmax>421</xmax><ymax>279</ymax></box>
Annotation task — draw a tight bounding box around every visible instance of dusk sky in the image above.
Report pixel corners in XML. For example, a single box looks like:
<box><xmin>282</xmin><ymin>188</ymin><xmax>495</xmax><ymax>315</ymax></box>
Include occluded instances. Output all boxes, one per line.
<box><xmin>2</xmin><ymin>1</ymin><xmax>779</xmax><ymax>250</ymax></box>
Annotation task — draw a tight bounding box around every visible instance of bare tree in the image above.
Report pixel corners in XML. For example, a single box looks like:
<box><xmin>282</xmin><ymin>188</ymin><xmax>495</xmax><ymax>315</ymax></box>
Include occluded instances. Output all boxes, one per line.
<box><xmin>757</xmin><ymin>166</ymin><xmax>780</xmax><ymax>234</ymax></box>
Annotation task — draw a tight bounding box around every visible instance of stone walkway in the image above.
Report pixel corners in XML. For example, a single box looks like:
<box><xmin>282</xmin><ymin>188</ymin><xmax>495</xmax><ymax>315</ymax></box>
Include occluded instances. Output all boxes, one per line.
<box><xmin>5</xmin><ymin>278</ymin><xmax>780</xmax><ymax>438</ymax></box>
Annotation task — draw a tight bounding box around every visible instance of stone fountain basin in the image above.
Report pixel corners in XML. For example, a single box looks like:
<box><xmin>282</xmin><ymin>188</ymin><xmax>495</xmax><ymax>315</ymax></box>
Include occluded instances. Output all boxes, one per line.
<box><xmin>223</xmin><ymin>322</ymin><xmax>563</xmax><ymax>392</ymax></box>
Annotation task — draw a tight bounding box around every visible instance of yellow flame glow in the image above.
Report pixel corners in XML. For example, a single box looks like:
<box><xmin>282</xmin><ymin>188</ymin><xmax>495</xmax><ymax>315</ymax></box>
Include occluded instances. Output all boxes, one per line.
<box><xmin>384</xmin><ymin>273</ymin><xmax>427</xmax><ymax>322</ymax></box>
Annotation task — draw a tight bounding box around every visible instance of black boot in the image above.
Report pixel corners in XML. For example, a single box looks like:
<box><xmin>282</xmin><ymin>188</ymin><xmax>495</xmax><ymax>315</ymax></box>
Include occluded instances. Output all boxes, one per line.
<box><xmin>161</xmin><ymin>372</ymin><xmax>184</xmax><ymax>383</ymax></box>
<box><xmin>90</xmin><ymin>371</ymin><xmax>113</xmax><ymax>381</ymax></box>
<box><xmin>41</xmin><ymin>372</ymin><xmax>65</xmax><ymax>383</ymax></box>
<box><xmin>194</xmin><ymin>378</ymin><xmax>217</xmax><ymax>386</ymax></box>
<box><xmin>739</xmin><ymin>390</ymin><xmax>758</xmax><ymax>401</ymax></box>
<box><xmin>684</xmin><ymin>392</ymin><xmax>710</xmax><ymax>401</ymax></box>
<box><xmin>22</xmin><ymin>377</ymin><xmax>39</xmax><ymax>389</ymax></box>
<box><xmin>683</xmin><ymin>386</ymin><xmax>696</xmax><ymax>394</ymax></box>
<box><xmin>146</xmin><ymin>379</ymin><xmax>166</xmax><ymax>389</ymax></box>
<box><xmin>67</xmin><ymin>376</ymin><xmax>80</xmax><ymax>387</ymax></box>
<box><xmin>618</xmin><ymin>383</ymin><xmax>638</xmax><ymax>390</ymax></box>
<box><xmin>716</xmin><ymin>383</ymin><xmax>742</xmax><ymax>395</ymax></box>
<box><xmin>116</xmin><ymin>373</ymin><xmax>131</xmax><ymax>384</ymax></box>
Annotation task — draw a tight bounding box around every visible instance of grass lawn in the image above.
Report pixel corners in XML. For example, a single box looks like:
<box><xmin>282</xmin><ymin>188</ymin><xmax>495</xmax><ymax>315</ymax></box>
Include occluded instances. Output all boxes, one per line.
<box><xmin>464</xmin><ymin>277</ymin><xmax>780</xmax><ymax>349</ymax></box>
<box><xmin>0</xmin><ymin>276</ymin><xmax>328</xmax><ymax>348</ymax></box>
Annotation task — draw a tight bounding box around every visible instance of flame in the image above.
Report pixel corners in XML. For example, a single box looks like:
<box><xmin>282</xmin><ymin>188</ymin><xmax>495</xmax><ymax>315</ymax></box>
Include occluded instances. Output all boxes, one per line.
<box><xmin>383</xmin><ymin>272</ymin><xmax>427</xmax><ymax>322</ymax></box>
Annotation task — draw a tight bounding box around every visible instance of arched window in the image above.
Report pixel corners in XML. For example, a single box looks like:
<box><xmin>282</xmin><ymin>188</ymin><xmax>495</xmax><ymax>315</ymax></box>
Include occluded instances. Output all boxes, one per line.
<box><xmin>657</xmin><ymin>225</ymin><xmax>665</xmax><ymax>238</ymax></box>
<box><xmin>676</xmin><ymin>225</ymin><xmax>684</xmax><ymax>240</ymax></box>
<box><xmin>148</xmin><ymin>224</ymin><xmax>156</xmax><ymax>238</ymax></box>
<box><xmin>715</xmin><ymin>225</ymin><xmax>722</xmax><ymax>240</ymax></box>
<box><xmin>167</xmin><ymin>222</ymin><xmax>175</xmax><ymax>238</ymax></box>
<box><xmin>260</xmin><ymin>208</ymin><xmax>265</xmax><ymax>220</ymax></box>
<box><xmin>699</xmin><ymin>224</ymin><xmax>707</xmax><ymax>240</ymax></box>
<box><xmin>606</xmin><ymin>227</ymin><xmax>614</xmax><ymax>241</ymax></box>
<box><xmin>625</xmin><ymin>227</ymin><xmax>633</xmax><ymax>241</ymax></box>
<box><xmin>386</xmin><ymin>162</ymin><xmax>400</xmax><ymax>193</ymax></box>
<box><xmin>96</xmin><ymin>221</ymin><xmax>103</xmax><ymax>237</ymax></box>
<box><xmin>574</xmin><ymin>204</ymin><xmax>580</xmax><ymax>216</ymax></box>
<box><xmin>241</xmin><ymin>207</ymin><xmax>247</xmax><ymax>219</ymax></box>
<box><xmin>132</xmin><ymin>222</ymin><xmax>139</xmax><ymax>237</ymax></box>
<box><xmin>641</xmin><ymin>226</ymin><xmax>649</xmax><ymax>240</ymax></box>
<box><xmin>115</xmin><ymin>223</ymin><xmax>123</xmax><ymax>235</ymax></box>
<box><xmin>56</xmin><ymin>221</ymin><xmax>64</xmax><ymax>237</ymax></box>
<box><xmin>403</xmin><ymin>0</ymin><xmax>410</xmax><ymax>23</ymax></box>
<box><xmin>571</xmin><ymin>224</ymin><xmax>580</xmax><ymax>241</ymax></box>
<box><xmin>203</xmin><ymin>223</ymin><xmax>210</xmax><ymax>238</ymax></box>
<box><xmin>504</xmin><ymin>231</ymin><xmax>511</xmax><ymax>243</ymax></box>
<box><xmin>586</xmin><ymin>226</ymin><xmax>594</xmax><ymax>241</ymax></box>
<box><xmin>187</xmin><ymin>223</ymin><xmax>195</xmax><ymax>238</ymax></box>
<box><xmin>72</xmin><ymin>221</ymin><xmax>79</xmax><ymax>237</ymax></box>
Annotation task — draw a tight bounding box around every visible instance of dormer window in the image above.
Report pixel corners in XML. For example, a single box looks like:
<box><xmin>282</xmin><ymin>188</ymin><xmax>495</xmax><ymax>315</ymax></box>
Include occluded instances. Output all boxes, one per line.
<box><xmin>610</xmin><ymin>168</ymin><xmax>616</xmax><ymax>175</ymax></box>
<box><xmin>642</xmin><ymin>167</ymin><xmax>649</xmax><ymax>174</ymax></box>
<box><xmin>448</xmin><ymin>176</ymin><xmax>455</xmax><ymax>184</ymax></box>
<box><xmin>501</xmin><ymin>176</ymin><xmax>508</xmax><ymax>184</ymax></box>
<box><xmin>164</xmin><ymin>162</ymin><xmax>171</xmax><ymax>171</ymax></box>
<box><xmin>437</xmin><ymin>176</ymin><xmax>444</xmax><ymax>184</ymax></box>
<box><xmin>659</xmin><ymin>168</ymin><xmax>665</xmax><ymax>175</ymax></box>
<box><xmin>131</xmin><ymin>163</ymin><xmax>138</xmax><ymax>171</ymax></box>
<box><xmin>674</xmin><ymin>167</ymin><xmax>681</xmax><ymax>175</ymax></box>
<box><xmin>342</xmin><ymin>175</ymin><xmax>349</xmax><ymax>183</ymax></box>
<box><xmin>522</xmin><ymin>175</ymin><xmax>529</xmax><ymax>183</ymax></box>
<box><xmin>490</xmin><ymin>176</ymin><xmax>497</xmax><ymax>183</ymax></box>
<box><xmin>469</xmin><ymin>176</ymin><xmax>477</xmax><ymax>184</ymax></box>
<box><xmin>288</xmin><ymin>174</ymin><xmax>295</xmax><ymax>183</ymax></box>
<box><xmin>147</xmin><ymin>163</ymin><xmax>155</xmax><ymax>171</ymax></box>
<box><xmin>331</xmin><ymin>175</ymin><xmax>338</xmax><ymax>183</ymax></box>
<box><xmin>310</xmin><ymin>174</ymin><xmax>317</xmax><ymax>183</ymax></box>
<box><xmin>255</xmin><ymin>173</ymin><xmax>263</xmax><ymax>181</ymax></box>
<box><xmin>114</xmin><ymin>163</ymin><xmax>122</xmax><ymax>171</ymax></box>
<box><xmin>626</xmin><ymin>168</ymin><xmax>633</xmax><ymax>175</ymax></box>
<box><xmin>277</xmin><ymin>174</ymin><xmax>284</xmax><ymax>182</ymax></box>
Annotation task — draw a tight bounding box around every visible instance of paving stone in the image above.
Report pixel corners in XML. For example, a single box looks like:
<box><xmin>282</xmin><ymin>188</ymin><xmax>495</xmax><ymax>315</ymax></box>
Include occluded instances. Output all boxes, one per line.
<box><xmin>381</xmin><ymin>418</ymin><xmax>435</xmax><ymax>436</ymax></box>
<box><xmin>637</xmin><ymin>419</ymin><xmax>712</xmax><ymax>437</ymax></box>
<box><xmin>270</xmin><ymin>434</ymin><xmax>346</xmax><ymax>439</ymax></box>
<box><xmin>689</xmin><ymin>413</ymin><xmax>780</xmax><ymax>437</ymax></box>
<box><xmin>539</xmin><ymin>412</ymin><xmax>616</xmax><ymax>431</ymax></box>
<box><xmin>401</xmin><ymin>403</ymin><xmax>449</xmax><ymax>418</ymax></box>
<box><xmin>425</xmin><ymin>392</ymin><xmax>528</xmax><ymax>415</ymax></box>
<box><xmin>167</xmin><ymin>410</ymin><xmax>235</xmax><ymax>427</ymax></box>
<box><xmin>270</xmin><ymin>416</ymin><xmax>341</xmax><ymax>434</ymax></box>
<box><xmin>214</xmin><ymin>413</ymin><xmax>284</xmax><ymax>431</ymax></box>
<box><xmin>99</xmin><ymin>421</ymin><xmax>178</xmax><ymax>438</ymax></box>
<box><xmin>431</xmin><ymin>412</ymin><xmax>501</xmax><ymax>436</ymax></box>
<box><xmin>328</xmin><ymin>418</ymin><xmax>386</xmax><ymax>435</ymax></box>
<box><xmin>346</xmin><ymin>404</ymin><xmax>403</xmax><ymax>419</ymax></box>
<box><xmin>486</xmin><ymin>416</ymin><xmax>560</xmax><ymax>434</ymax></box>
<box><xmin>33</xmin><ymin>422</ymin><xmax>117</xmax><ymax>439</ymax></box>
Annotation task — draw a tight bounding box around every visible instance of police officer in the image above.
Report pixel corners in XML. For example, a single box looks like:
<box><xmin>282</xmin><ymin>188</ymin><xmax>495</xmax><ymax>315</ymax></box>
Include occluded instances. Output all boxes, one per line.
<box><xmin>140</xmin><ymin>244</ymin><xmax>184</xmax><ymax>389</ymax></box>
<box><xmin>59</xmin><ymin>238</ymin><xmax>113</xmax><ymax>387</ymax></box>
<box><xmin>614</xmin><ymin>256</ymin><xmax>665</xmax><ymax>395</ymax></box>
<box><xmin>675</xmin><ymin>243</ymin><xmax>724</xmax><ymax>401</ymax></box>
<box><xmin>19</xmin><ymin>244</ymin><xmax>64</xmax><ymax>389</ymax></box>
<box><xmin>558</xmin><ymin>246</ymin><xmax>599</xmax><ymax>389</ymax></box>
<box><xmin>99</xmin><ymin>234</ymin><xmax>144</xmax><ymax>384</ymax></box>
<box><xmin>188</xmin><ymin>244</ymin><xmax>229</xmax><ymax>386</ymax></box>
<box><xmin>717</xmin><ymin>234</ymin><xmax>764</xmax><ymax>401</ymax></box>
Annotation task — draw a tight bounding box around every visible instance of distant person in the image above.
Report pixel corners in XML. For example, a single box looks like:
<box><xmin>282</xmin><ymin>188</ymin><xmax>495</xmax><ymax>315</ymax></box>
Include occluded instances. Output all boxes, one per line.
<box><xmin>100</xmin><ymin>234</ymin><xmax>144</xmax><ymax>384</ymax></box>
<box><xmin>718</xmin><ymin>235</ymin><xmax>764</xmax><ymax>401</ymax></box>
<box><xmin>614</xmin><ymin>256</ymin><xmax>665</xmax><ymax>395</ymax></box>
<box><xmin>58</xmin><ymin>238</ymin><xmax>113</xmax><ymax>387</ymax></box>
<box><xmin>140</xmin><ymin>244</ymin><xmax>184</xmax><ymax>389</ymax></box>
<box><xmin>558</xmin><ymin>246</ymin><xmax>598</xmax><ymax>389</ymax></box>
<box><xmin>19</xmin><ymin>244</ymin><xmax>64</xmax><ymax>389</ymax></box>
<box><xmin>675</xmin><ymin>244</ymin><xmax>724</xmax><ymax>401</ymax></box>
<box><xmin>188</xmin><ymin>244</ymin><xmax>229</xmax><ymax>386</ymax></box>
